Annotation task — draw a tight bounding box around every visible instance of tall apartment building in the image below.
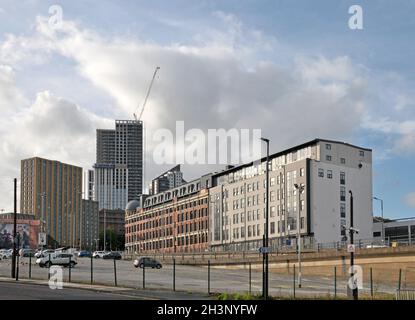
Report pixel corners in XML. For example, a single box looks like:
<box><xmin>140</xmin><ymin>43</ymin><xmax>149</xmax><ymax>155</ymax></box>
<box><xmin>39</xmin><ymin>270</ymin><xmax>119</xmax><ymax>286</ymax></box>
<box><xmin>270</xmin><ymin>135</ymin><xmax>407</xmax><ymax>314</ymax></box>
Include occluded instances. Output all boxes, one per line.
<box><xmin>20</xmin><ymin>157</ymin><xmax>83</xmax><ymax>247</ymax></box>
<box><xmin>94</xmin><ymin>120</ymin><xmax>143</xmax><ymax>210</ymax></box>
<box><xmin>81</xmin><ymin>199</ymin><xmax>99</xmax><ymax>250</ymax></box>
<box><xmin>209</xmin><ymin>139</ymin><xmax>373</xmax><ymax>251</ymax></box>
<box><xmin>149</xmin><ymin>165</ymin><xmax>185</xmax><ymax>195</ymax></box>
<box><xmin>125</xmin><ymin>176</ymin><xmax>211</xmax><ymax>254</ymax></box>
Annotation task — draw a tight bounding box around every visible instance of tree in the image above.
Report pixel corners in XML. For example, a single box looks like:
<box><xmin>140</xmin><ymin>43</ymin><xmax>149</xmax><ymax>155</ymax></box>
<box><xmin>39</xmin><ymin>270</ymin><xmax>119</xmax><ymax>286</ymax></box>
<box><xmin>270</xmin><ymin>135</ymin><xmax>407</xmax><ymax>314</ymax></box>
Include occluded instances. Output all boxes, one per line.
<box><xmin>99</xmin><ymin>229</ymin><xmax>125</xmax><ymax>251</ymax></box>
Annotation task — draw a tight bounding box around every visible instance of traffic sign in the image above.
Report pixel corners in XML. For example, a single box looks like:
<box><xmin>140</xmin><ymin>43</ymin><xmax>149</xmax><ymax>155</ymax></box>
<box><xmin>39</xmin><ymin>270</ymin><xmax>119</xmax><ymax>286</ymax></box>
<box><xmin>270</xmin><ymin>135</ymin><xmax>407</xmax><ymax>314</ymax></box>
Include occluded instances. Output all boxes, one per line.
<box><xmin>259</xmin><ymin>246</ymin><xmax>271</xmax><ymax>254</ymax></box>
<box><xmin>347</xmin><ymin>244</ymin><xmax>355</xmax><ymax>253</ymax></box>
<box><xmin>38</xmin><ymin>233</ymin><xmax>47</xmax><ymax>246</ymax></box>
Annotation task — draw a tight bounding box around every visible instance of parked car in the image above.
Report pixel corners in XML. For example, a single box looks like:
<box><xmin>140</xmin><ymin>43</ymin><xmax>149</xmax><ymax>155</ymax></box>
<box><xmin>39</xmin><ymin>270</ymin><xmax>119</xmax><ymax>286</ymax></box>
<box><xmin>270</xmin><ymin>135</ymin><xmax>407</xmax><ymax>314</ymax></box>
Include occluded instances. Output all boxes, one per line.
<box><xmin>92</xmin><ymin>251</ymin><xmax>107</xmax><ymax>258</ymax></box>
<box><xmin>34</xmin><ymin>249</ymin><xmax>55</xmax><ymax>258</ymax></box>
<box><xmin>102</xmin><ymin>252</ymin><xmax>122</xmax><ymax>260</ymax></box>
<box><xmin>36</xmin><ymin>253</ymin><xmax>77</xmax><ymax>268</ymax></box>
<box><xmin>78</xmin><ymin>250</ymin><xmax>92</xmax><ymax>258</ymax></box>
<box><xmin>19</xmin><ymin>248</ymin><xmax>35</xmax><ymax>257</ymax></box>
<box><xmin>133</xmin><ymin>257</ymin><xmax>162</xmax><ymax>269</ymax></box>
<box><xmin>0</xmin><ymin>249</ymin><xmax>12</xmax><ymax>260</ymax></box>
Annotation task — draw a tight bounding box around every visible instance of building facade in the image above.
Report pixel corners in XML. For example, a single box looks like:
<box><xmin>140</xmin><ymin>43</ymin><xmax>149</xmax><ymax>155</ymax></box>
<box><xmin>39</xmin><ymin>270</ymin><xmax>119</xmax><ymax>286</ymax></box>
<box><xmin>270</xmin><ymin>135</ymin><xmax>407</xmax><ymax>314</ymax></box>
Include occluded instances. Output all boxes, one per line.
<box><xmin>99</xmin><ymin>209</ymin><xmax>125</xmax><ymax>236</ymax></box>
<box><xmin>81</xmin><ymin>199</ymin><xmax>99</xmax><ymax>250</ymax></box>
<box><xmin>149</xmin><ymin>165</ymin><xmax>185</xmax><ymax>195</ymax></box>
<box><xmin>125</xmin><ymin>178</ymin><xmax>210</xmax><ymax>254</ymax></box>
<box><xmin>373</xmin><ymin>217</ymin><xmax>415</xmax><ymax>244</ymax></box>
<box><xmin>20</xmin><ymin>157</ymin><xmax>83</xmax><ymax>247</ymax></box>
<box><xmin>94</xmin><ymin>120</ymin><xmax>143</xmax><ymax>210</ymax></box>
<box><xmin>209</xmin><ymin>139</ymin><xmax>373</xmax><ymax>251</ymax></box>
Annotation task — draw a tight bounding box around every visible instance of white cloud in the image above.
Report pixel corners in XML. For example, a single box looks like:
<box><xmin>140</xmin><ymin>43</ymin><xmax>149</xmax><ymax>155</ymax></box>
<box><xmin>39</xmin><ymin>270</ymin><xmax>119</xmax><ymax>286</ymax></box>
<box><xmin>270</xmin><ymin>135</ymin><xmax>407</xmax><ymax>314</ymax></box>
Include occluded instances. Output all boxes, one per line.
<box><xmin>405</xmin><ymin>192</ymin><xmax>415</xmax><ymax>208</ymax></box>
<box><xmin>0</xmin><ymin>12</ymin><xmax>413</xmax><ymax>210</ymax></box>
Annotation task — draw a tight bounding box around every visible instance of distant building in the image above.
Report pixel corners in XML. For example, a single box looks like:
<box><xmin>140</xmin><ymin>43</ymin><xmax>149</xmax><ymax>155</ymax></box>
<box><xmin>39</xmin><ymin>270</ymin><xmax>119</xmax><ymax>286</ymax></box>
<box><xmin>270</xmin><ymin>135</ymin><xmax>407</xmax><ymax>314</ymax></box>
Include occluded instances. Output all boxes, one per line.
<box><xmin>373</xmin><ymin>217</ymin><xmax>415</xmax><ymax>244</ymax></box>
<box><xmin>99</xmin><ymin>208</ymin><xmax>125</xmax><ymax>237</ymax></box>
<box><xmin>125</xmin><ymin>176</ymin><xmax>211</xmax><ymax>254</ymax></box>
<box><xmin>94</xmin><ymin>120</ymin><xmax>143</xmax><ymax>210</ymax></box>
<box><xmin>20</xmin><ymin>157</ymin><xmax>83</xmax><ymax>248</ymax></box>
<box><xmin>86</xmin><ymin>169</ymin><xmax>95</xmax><ymax>200</ymax></box>
<box><xmin>0</xmin><ymin>213</ymin><xmax>41</xmax><ymax>249</ymax></box>
<box><xmin>81</xmin><ymin>199</ymin><xmax>99</xmax><ymax>250</ymax></box>
<box><xmin>149</xmin><ymin>165</ymin><xmax>185</xmax><ymax>195</ymax></box>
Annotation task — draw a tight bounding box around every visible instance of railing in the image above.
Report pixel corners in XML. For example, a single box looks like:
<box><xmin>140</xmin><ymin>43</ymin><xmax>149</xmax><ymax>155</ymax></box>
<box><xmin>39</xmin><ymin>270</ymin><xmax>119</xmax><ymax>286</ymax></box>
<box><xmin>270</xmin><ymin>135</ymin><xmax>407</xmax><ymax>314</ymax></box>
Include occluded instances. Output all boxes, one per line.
<box><xmin>396</xmin><ymin>289</ymin><xmax>415</xmax><ymax>300</ymax></box>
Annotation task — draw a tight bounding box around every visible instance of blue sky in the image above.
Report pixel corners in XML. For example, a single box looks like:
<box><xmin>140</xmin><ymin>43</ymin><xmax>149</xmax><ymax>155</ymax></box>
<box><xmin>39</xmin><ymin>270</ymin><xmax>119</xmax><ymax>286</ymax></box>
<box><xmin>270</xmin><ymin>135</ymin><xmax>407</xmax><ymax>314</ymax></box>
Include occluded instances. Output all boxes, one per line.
<box><xmin>0</xmin><ymin>0</ymin><xmax>414</xmax><ymax>218</ymax></box>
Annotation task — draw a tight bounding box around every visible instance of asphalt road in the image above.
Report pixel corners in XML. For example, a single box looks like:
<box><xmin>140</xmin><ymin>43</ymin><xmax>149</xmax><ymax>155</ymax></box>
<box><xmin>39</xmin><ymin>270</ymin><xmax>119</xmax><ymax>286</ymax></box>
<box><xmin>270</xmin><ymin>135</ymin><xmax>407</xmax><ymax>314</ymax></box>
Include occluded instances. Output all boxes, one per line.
<box><xmin>0</xmin><ymin>257</ymin><xmax>396</xmax><ymax>298</ymax></box>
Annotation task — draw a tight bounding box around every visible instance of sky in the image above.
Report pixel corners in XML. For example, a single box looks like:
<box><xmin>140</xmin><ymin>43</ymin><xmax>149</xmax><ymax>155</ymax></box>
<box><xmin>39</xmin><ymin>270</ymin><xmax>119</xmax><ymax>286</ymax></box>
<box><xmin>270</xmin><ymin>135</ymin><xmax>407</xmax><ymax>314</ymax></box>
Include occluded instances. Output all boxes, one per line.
<box><xmin>0</xmin><ymin>0</ymin><xmax>414</xmax><ymax>218</ymax></box>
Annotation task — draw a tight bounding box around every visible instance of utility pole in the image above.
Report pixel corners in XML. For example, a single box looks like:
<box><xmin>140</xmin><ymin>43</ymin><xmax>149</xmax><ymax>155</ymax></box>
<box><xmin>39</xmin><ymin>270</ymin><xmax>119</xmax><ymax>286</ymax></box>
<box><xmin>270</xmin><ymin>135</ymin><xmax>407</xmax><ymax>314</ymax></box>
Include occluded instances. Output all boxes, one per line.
<box><xmin>11</xmin><ymin>178</ymin><xmax>17</xmax><ymax>278</ymax></box>
<box><xmin>349</xmin><ymin>190</ymin><xmax>358</xmax><ymax>300</ymax></box>
<box><xmin>294</xmin><ymin>183</ymin><xmax>305</xmax><ymax>288</ymax></box>
<box><xmin>261</xmin><ymin>137</ymin><xmax>270</xmax><ymax>300</ymax></box>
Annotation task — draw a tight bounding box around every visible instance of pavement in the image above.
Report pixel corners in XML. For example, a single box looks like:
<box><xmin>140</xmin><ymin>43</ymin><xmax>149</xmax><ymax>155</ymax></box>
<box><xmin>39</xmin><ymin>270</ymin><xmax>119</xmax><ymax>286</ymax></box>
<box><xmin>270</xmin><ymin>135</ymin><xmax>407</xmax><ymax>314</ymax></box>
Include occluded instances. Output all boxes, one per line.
<box><xmin>0</xmin><ymin>257</ymin><xmax>397</xmax><ymax>299</ymax></box>
<box><xmin>0</xmin><ymin>277</ymin><xmax>212</xmax><ymax>300</ymax></box>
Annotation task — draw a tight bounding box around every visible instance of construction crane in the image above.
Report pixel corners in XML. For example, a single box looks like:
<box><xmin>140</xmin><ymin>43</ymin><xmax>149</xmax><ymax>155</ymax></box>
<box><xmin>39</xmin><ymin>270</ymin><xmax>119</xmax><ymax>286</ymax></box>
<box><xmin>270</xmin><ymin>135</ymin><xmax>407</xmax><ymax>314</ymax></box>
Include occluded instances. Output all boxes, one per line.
<box><xmin>133</xmin><ymin>66</ymin><xmax>160</xmax><ymax>121</ymax></box>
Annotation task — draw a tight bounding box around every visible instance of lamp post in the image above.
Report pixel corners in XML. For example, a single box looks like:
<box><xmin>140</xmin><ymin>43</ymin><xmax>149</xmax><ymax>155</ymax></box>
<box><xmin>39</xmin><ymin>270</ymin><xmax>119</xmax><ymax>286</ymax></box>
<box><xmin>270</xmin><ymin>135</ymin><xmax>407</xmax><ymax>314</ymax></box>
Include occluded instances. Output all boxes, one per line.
<box><xmin>294</xmin><ymin>183</ymin><xmax>305</xmax><ymax>288</ymax></box>
<box><xmin>373</xmin><ymin>197</ymin><xmax>384</xmax><ymax>243</ymax></box>
<box><xmin>349</xmin><ymin>190</ymin><xmax>358</xmax><ymax>300</ymax></box>
<box><xmin>260</xmin><ymin>137</ymin><xmax>269</xmax><ymax>300</ymax></box>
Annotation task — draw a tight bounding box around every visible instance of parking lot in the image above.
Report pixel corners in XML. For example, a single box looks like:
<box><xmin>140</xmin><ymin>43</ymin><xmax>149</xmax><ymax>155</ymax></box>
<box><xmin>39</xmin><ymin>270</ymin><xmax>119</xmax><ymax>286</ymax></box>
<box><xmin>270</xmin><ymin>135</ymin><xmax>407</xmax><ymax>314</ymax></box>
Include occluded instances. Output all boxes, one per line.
<box><xmin>0</xmin><ymin>256</ymin><xmax>398</xmax><ymax>298</ymax></box>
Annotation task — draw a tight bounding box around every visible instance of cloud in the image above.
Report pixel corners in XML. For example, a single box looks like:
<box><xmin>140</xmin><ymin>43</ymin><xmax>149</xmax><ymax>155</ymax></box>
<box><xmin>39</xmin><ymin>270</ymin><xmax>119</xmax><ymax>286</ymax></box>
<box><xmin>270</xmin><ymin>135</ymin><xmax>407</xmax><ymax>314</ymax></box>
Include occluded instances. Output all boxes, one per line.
<box><xmin>0</xmin><ymin>12</ymin><xmax>413</xmax><ymax>210</ymax></box>
<box><xmin>405</xmin><ymin>192</ymin><xmax>415</xmax><ymax>208</ymax></box>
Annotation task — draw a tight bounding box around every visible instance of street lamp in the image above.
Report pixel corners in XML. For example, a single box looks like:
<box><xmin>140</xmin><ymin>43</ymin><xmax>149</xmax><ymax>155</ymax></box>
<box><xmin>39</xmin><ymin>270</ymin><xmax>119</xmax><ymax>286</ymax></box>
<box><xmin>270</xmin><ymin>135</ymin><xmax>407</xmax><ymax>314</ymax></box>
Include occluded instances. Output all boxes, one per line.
<box><xmin>294</xmin><ymin>183</ymin><xmax>305</xmax><ymax>288</ymax></box>
<box><xmin>373</xmin><ymin>197</ymin><xmax>384</xmax><ymax>243</ymax></box>
<box><xmin>260</xmin><ymin>137</ymin><xmax>269</xmax><ymax>300</ymax></box>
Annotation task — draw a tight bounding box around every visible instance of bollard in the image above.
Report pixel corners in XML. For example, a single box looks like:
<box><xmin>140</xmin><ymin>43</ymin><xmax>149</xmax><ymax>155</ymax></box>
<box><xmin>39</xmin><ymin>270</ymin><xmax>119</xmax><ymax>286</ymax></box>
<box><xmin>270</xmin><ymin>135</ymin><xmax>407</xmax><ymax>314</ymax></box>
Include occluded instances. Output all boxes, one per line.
<box><xmin>29</xmin><ymin>254</ymin><xmax>32</xmax><ymax>279</ymax></box>
<box><xmin>142</xmin><ymin>262</ymin><xmax>146</xmax><ymax>289</ymax></box>
<box><xmin>370</xmin><ymin>267</ymin><xmax>373</xmax><ymax>299</ymax></box>
<box><xmin>173</xmin><ymin>258</ymin><xmax>176</xmax><ymax>291</ymax></box>
<box><xmin>293</xmin><ymin>264</ymin><xmax>296</xmax><ymax>299</ymax></box>
<box><xmin>68</xmin><ymin>256</ymin><xmax>72</xmax><ymax>283</ymax></box>
<box><xmin>113</xmin><ymin>258</ymin><xmax>117</xmax><ymax>286</ymax></box>
<box><xmin>334</xmin><ymin>266</ymin><xmax>337</xmax><ymax>298</ymax></box>
<box><xmin>249</xmin><ymin>262</ymin><xmax>252</xmax><ymax>295</ymax></box>
<box><xmin>90</xmin><ymin>254</ymin><xmax>93</xmax><ymax>284</ymax></box>
<box><xmin>208</xmin><ymin>260</ymin><xmax>211</xmax><ymax>294</ymax></box>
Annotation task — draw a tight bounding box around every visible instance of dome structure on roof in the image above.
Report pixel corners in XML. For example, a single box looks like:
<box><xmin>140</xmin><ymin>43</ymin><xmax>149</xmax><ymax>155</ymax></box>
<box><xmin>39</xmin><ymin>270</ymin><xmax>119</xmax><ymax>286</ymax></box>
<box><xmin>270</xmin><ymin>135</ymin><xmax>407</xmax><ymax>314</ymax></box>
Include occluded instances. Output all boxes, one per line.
<box><xmin>125</xmin><ymin>199</ymin><xmax>140</xmax><ymax>211</ymax></box>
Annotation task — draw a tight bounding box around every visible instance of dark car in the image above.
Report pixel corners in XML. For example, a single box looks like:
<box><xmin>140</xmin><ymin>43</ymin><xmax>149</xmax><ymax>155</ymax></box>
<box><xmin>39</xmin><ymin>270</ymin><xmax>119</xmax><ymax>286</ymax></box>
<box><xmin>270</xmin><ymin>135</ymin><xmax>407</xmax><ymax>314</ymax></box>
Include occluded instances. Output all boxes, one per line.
<box><xmin>133</xmin><ymin>257</ymin><xmax>162</xmax><ymax>269</ymax></box>
<box><xmin>77</xmin><ymin>250</ymin><xmax>92</xmax><ymax>258</ymax></box>
<box><xmin>102</xmin><ymin>251</ymin><xmax>122</xmax><ymax>260</ymax></box>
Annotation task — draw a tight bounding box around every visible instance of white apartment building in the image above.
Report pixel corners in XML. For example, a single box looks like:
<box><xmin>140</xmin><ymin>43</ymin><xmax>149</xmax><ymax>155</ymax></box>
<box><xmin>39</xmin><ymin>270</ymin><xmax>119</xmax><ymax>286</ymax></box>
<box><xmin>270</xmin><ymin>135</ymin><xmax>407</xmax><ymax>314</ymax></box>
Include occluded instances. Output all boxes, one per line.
<box><xmin>209</xmin><ymin>139</ymin><xmax>373</xmax><ymax>251</ymax></box>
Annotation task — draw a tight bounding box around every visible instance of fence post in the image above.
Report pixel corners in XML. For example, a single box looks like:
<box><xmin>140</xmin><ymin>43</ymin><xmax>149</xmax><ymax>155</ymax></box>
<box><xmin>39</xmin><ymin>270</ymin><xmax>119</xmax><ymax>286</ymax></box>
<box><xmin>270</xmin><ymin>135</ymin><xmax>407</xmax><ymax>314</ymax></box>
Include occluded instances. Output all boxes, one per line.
<box><xmin>398</xmin><ymin>269</ymin><xmax>402</xmax><ymax>291</ymax></box>
<box><xmin>173</xmin><ymin>258</ymin><xmax>176</xmax><ymax>291</ymax></box>
<box><xmin>370</xmin><ymin>267</ymin><xmax>373</xmax><ymax>299</ymax></box>
<box><xmin>113</xmin><ymin>258</ymin><xmax>117</xmax><ymax>286</ymax></box>
<box><xmin>29</xmin><ymin>254</ymin><xmax>32</xmax><ymax>279</ymax></box>
<box><xmin>69</xmin><ymin>256</ymin><xmax>72</xmax><ymax>283</ymax></box>
<box><xmin>90</xmin><ymin>254</ymin><xmax>93</xmax><ymax>284</ymax></box>
<box><xmin>142</xmin><ymin>262</ymin><xmax>146</xmax><ymax>289</ymax></box>
<box><xmin>293</xmin><ymin>264</ymin><xmax>296</xmax><ymax>299</ymax></box>
<box><xmin>249</xmin><ymin>262</ymin><xmax>252</xmax><ymax>295</ymax></box>
<box><xmin>334</xmin><ymin>266</ymin><xmax>337</xmax><ymax>298</ymax></box>
<box><xmin>208</xmin><ymin>260</ymin><xmax>211</xmax><ymax>295</ymax></box>
<box><xmin>48</xmin><ymin>254</ymin><xmax>51</xmax><ymax>280</ymax></box>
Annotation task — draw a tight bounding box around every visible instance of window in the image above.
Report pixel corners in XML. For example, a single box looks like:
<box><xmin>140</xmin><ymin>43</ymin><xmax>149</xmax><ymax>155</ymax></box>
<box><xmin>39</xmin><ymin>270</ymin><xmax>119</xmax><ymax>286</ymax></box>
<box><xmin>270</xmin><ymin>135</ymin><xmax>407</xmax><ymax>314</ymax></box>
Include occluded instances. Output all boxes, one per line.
<box><xmin>340</xmin><ymin>172</ymin><xmax>345</xmax><ymax>185</ymax></box>
<box><xmin>270</xmin><ymin>177</ymin><xmax>276</xmax><ymax>186</ymax></box>
<box><xmin>270</xmin><ymin>206</ymin><xmax>276</xmax><ymax>217</ymax></box>
<box><xmin>340</xmin><ymin>186</ymin><xmax>346</xmax><ymax>201</ymax></box>
<box><xmin>300</xmin><ymin>168</ymin><xmax>305</xmax><ymax>177</ymax></box>
<box><xmin>318</xmin><ymin>168</ymin><xmax>324</xmax><ymax>177</ymax></box>
<box><xmin>373</xmin><ymin>231</ymin><xmax>381</xmax><ymax>237</ymax></box>
<box><xmin>248</xmin><ymin>226</ymin><xmax>252</xmax><ymax>237</ymax></box>
<box><xmin>341</xmin><ymin>158</ymin><xmax>346</xmax><ymax>164</ymax></box>
<box><xmin>359</xmin><ymin>150</ymin><xmax>365</xmax><ymax>157</ymax></box>
<box><xmin>270</xmin><ymin>222</ymin><xmax>275</xmax><ymax>234</ymax></box>
<box><xmin>326</xmin><ymin>155</ymin><xmax>332</xmax><ymax>161</ymax></box>
<box><xmin>327</xmin><ymin>170</ymin><xmax>333</xmax><ymax>179</ymax></box>
<box><xmin>300</xmin><ymin>200</ymin><xmax>305</xmax><ymax>211</ymax></box>
<box><xmin>326</xmin><ymin>143</ymin><xmax>331</xmax><ymax>150</ymax></box>
<box><xmin>340</xmin><ymin>203</ymin><xmax>346</xmax><ymax>218</ymax></box>
<box><xmin>300</xmin><ymin>217</ymin><xmax>305</xmax><ymax>229</ymax></box>
<box><xmin>270</xmin><ymin>191</ymin><xmax>275</xmax><ymax>202</ymax></box>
